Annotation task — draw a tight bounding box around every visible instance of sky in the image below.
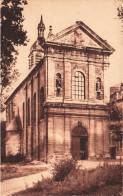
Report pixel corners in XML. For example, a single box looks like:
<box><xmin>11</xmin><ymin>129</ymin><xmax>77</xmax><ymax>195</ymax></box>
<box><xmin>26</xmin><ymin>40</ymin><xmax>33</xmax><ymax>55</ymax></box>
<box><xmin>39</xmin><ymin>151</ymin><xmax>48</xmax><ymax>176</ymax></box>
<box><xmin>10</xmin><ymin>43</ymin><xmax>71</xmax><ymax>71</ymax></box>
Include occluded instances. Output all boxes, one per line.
<box><xmin>15</xmin><ymin>0</ymin><xmax>123</xmax><ymax>92</ymax></box>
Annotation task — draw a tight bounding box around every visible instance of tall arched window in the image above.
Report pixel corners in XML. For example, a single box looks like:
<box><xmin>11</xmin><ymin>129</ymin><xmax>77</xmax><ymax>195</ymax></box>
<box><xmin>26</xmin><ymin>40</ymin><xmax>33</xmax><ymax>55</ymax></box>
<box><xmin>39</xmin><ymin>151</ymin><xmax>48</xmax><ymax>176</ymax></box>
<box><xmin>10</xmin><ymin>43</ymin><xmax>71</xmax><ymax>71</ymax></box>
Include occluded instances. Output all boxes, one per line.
<box><xmin>33</xmin><ymin>93</ymin><xmax>36</xmax><ymax>123</ymax></box>
<box><xmin>40</xmin><ymin>87</ymin><xmax>44</xmax><ymax>119</ymax></box>
<box><xmin>73</xmin><ymin>71</ymin><xmax>85</xmax><ymax>100</ymax></box>
<box><xmin>28</xmin><ymin>98</ymin><xmax>30</xmax><ymax>126</ymax></box>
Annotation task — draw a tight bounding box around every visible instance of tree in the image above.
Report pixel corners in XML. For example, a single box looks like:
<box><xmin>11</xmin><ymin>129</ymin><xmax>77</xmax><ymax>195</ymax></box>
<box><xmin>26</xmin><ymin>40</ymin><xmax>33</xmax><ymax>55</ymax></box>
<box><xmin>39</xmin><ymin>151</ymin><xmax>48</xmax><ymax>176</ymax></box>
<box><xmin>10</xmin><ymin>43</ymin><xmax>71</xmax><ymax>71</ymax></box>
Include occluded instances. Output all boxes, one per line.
<box><xmin>108</xmin><ymin>103</ymin><xmax>123</xmax><ymax>163</ymax></box>
<box><xmin>1</xmin><ymin>0</ymin><xmax>28</xmax><ymax>111</ymax></box>
<box><xmin>1</xmin><ymin>121</ymin><xmax>6</xmax><ymax>161</ymax></box>
<box><xmin>108</xmin><ymin>104</ymin><xmax>122</xmax><ymax>122</ymax></box>
<box><xmin>117</xmin><ymin>2</ymin><xmax>123</xmax><ymax>19</ymax></box>
<box><xmin>115</xmin><ymin>0</ymin><xmax>123</xmax><ymax>33</ymax></box>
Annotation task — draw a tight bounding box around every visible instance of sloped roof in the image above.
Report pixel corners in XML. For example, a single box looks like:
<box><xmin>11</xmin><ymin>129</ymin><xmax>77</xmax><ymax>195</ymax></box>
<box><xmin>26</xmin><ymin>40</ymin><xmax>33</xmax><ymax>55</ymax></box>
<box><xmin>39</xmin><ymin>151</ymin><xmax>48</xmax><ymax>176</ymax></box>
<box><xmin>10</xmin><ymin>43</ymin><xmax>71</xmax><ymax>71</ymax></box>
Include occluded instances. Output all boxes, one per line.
<box><xmin>47</xmin><ymin>21</ymin><xmax>115</xmax><ymax>53</ymax></box>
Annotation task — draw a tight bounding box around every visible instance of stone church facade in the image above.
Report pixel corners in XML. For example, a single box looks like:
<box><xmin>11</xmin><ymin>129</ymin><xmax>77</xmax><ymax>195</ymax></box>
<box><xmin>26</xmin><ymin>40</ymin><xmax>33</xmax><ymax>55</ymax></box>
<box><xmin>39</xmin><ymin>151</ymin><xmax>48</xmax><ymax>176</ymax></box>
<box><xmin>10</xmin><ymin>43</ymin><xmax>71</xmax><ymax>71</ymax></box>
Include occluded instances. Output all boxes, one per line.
<box><xmin>5</xmin><ymin>16</ymin><xmax>115</xmax><ymax>162</ymax></box>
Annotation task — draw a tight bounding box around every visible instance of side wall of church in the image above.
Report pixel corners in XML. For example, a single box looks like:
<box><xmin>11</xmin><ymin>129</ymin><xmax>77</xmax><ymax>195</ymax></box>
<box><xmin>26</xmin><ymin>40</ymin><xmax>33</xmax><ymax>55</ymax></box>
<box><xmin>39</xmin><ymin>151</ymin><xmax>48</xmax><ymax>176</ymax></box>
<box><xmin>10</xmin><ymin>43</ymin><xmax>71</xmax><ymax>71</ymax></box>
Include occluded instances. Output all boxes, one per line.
<box><xmin>6</xmin><ymin>61</ymin><xmax>47</xmax><ymax>161</ymax></box>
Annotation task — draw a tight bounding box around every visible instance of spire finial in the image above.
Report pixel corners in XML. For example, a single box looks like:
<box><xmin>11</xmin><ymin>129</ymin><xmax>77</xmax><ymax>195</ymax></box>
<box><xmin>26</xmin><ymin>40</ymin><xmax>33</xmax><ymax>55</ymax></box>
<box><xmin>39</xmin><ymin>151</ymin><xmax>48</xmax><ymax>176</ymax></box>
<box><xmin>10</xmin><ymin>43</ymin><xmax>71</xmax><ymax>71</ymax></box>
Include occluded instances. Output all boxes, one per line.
<box><xmin>41</xmin><ymin>15</ymin><xmax>43</xmax><ymax>23</ymax></box>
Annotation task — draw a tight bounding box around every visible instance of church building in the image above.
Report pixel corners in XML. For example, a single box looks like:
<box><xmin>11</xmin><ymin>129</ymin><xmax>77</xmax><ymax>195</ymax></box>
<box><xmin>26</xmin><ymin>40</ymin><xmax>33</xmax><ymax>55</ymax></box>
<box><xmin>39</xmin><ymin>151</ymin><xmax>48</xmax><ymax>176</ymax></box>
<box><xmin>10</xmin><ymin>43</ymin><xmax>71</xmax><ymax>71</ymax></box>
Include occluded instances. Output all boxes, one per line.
<box><xmin>5</xmin><ymin>16</ymin><xmax>115</xmax><ymax>162</ymax></box>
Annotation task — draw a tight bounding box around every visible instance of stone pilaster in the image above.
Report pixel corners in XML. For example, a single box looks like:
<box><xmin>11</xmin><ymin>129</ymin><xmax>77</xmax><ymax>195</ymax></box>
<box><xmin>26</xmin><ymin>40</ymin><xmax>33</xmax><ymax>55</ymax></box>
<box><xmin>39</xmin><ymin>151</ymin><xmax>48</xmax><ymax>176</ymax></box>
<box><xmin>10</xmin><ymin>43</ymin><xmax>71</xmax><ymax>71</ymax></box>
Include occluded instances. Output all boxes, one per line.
<box><xmin>89</xmin><ymin>118</ymin><xmax>96</xmax><ymax>158</ymax></box>
<box><xmin>88</xmin><ymin>63</ymin><xmax>95</xmax><ymax>101</ymax></box>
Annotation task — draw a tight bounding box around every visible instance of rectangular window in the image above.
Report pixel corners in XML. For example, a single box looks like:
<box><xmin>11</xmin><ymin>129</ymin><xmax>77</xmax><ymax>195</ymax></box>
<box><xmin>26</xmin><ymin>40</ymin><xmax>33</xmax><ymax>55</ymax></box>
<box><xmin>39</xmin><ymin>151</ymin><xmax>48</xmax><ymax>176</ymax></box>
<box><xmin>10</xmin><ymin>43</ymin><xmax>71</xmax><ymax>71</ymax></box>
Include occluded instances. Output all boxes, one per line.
<box><xmin>28</xmin><ymin>98</ymin><xmax>30</xmax><ymax>126</ymax></box>
<box><xmin>23</xmin><ymin>102</ymin><xmax>25</xmax><ymax>128</ymax></box>
<box><xmin>34</xmin><ymin>93</ymin><xmax>36</xmax><ymax>123</ymax></box>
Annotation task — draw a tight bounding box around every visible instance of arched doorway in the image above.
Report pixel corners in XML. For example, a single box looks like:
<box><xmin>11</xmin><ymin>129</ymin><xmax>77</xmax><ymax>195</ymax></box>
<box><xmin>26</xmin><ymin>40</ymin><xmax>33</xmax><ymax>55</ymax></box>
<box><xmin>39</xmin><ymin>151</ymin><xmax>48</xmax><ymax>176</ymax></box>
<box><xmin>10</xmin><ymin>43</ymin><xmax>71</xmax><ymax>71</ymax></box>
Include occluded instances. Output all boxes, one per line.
<box><xmin>71</xmin><ymin>124</ymin><xmax>88</xmax><ymax>160</ymax></box>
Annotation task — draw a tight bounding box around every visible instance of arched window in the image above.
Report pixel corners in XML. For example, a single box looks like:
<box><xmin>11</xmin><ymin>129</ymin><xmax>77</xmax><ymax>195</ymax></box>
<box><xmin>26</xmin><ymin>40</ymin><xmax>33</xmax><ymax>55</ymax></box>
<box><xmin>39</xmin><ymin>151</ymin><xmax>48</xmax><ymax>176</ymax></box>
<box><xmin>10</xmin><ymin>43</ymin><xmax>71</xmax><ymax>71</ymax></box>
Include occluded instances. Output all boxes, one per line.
<box><xmin>33</xmin><ymin>93</ymin><xmax>36</xmax><ymax>123</ymax></box>
<box><xmin>73</xmin><ymin>71</ymin><xmax>85</xmax><ymax>100</ymax></box>
<box><xmin>28</xmin><ymin>98</ymin><xmax>30</xmax><ymax>126</ymax></box>
<box><xmin>40</xmin><ymin>87</ymin><xmax>44</xmax><ymax>119</ymax></box>
<box><xmin>56</xmin><ymin>73</ymin><xmax>61</xmax><ymax>95</ymax></box>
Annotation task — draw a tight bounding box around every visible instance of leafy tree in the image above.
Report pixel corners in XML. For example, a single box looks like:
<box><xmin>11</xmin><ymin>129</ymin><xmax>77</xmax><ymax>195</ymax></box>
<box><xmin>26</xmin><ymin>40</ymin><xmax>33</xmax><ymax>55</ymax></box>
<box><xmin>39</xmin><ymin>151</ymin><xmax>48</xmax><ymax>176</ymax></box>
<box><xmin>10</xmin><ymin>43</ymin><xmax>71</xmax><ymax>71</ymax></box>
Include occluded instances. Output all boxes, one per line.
<box><xmin>108</xmin><ymin>103</ymin><xmax>122</xmax><ymax>162</ymax></box>
<box><xmin>1</xmin><ymin>0</ymin><xmax>28</xmax><ymax>111</ymax></box>
<box><xmin>117</xmin><ymin>4</ymin><xmax>123</xmax><ymax>19</ymax></box>
<box><xmin>116</xmin><ymin>0</ymin><xmax>123</xmax><ymax>32</ymax></box>
<box><xmin>1</xmin><ymin>121</ymin><xmax>6</xmax><ymax>161</ymax></box>
<box><xmin>108</xmin><ymin>103</ymin><xmax>122</xmax><ymax>136</ymax></box>
<box><xmin>108</xmin><ymin>104</ymin><xmax>122</xmax><ymax>122</ymax></box>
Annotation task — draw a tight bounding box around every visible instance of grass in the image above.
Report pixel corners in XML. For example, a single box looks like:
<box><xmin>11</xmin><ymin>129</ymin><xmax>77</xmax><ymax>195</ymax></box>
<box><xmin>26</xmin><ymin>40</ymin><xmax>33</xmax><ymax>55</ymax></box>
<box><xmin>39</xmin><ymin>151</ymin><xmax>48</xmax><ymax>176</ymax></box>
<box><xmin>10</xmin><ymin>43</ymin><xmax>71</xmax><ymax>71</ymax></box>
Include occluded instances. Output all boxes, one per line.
<box><xmin>13</xmin><ymin>159</ymin><xmax>122</xmax><ymax>196</ymax></box>
<box><xmin>1</xmin><ymin>164</ymin><xmax>48</xmax><ymax>181</ymax></box>
<box><xmin>13</xmin><ymin>184</ymin><xmax>122</xmax><ymax>196</ymax></box>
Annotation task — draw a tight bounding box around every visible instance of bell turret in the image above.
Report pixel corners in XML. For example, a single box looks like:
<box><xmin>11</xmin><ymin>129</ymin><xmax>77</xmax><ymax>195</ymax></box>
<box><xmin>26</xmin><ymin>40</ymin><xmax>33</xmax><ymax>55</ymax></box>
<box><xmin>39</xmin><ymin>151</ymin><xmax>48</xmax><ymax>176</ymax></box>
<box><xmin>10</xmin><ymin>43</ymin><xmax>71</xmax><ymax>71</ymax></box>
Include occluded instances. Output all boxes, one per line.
<box><xmin>38</xmin><ymin>15</ymin><xmax>45</xmax><ymax>40</ymax></box>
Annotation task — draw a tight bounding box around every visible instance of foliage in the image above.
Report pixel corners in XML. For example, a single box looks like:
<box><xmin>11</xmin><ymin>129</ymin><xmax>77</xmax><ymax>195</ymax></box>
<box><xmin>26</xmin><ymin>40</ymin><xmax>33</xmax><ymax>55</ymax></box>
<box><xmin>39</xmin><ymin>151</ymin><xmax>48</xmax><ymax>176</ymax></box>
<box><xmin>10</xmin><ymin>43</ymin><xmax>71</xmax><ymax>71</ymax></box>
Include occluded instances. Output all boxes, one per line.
<box><xmin>108</xmin><ymin>103</ymin><xmax>122</xmax><ymax>122</ymax></box>
<box><xmin>117</xmin><ymin>2</ymin><xmax>123</xmax><ymax>19</ymax></box>
<box><xmin>16</xmin><ymin>163</ymin><xmax>122</xmax><ymax>195</ymax></box>
<box><xmin>1</xmin><ymin>165</ymin><xmax>18</xmax><ymax>173</ymax></box>
<box><xmin>4</xmin><ymin>153</ymin><xmax>26</xmax><ymax>163</ymax></box>
<box><xmin>108</xmin><ymin>103</ymin><xmax>122</xmax><ymax>144</ymax></box>
<box><xmin>52</xmin><ymin>158</ymin><xmax>77</xmax><ymax>181</ymax></box>
<box><xmin>1</xmin><ymin>121</ymin><xmax>6</xmax><ymax>160</ymax></box>
<box><xmin>1</xmin><ymin>0</ymin><xmax>28</xmax><ymax>110</ymax></box>
<box><xmin>1</xmin><ymin>121</ymin><xmax>6</xmax><ymax>138</ymax></box>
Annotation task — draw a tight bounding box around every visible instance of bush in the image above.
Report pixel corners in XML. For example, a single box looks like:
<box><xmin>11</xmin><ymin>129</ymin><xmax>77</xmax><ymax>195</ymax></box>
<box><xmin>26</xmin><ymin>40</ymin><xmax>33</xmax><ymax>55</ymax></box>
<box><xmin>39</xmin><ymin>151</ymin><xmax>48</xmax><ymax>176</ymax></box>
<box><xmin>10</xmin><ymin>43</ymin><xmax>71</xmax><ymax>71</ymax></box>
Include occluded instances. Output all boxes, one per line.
<box><xmin>99</xmin><ymin>164</ymin><xmax>122</xmax><ymax>185</ymax></box>
<box><xmin>1</xmin><ymin>166</ymin><xmax>17</xmax><ymax>173</ymax></box>
<box><xmin>16</xmin><ymin>162</ymin><xmax>122</xmax><ymax>195</ymax></box>
<box><xmin>5</xmin><ymin>154</ymin><xmax>25</xmax><ymax>163</ymax></box>
<box><xmin>63</xmin><ymin>164</ymin><xmax>122</xmax><ymax>195</ymax></box>
<box><xmin>52</xmin><ymin>158</ymin><xmax>77</xmax><ymax>181</ymax></box>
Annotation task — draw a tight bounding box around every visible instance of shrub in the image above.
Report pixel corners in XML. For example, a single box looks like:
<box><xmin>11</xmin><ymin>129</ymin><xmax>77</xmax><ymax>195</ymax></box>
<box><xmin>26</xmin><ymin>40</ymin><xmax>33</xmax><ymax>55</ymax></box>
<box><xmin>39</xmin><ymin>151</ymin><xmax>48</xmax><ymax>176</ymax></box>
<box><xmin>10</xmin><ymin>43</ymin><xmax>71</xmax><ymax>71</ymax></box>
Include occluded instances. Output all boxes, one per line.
<box><xmin>52</xmin><ymin>158</ymin><xmax>77</xmax><ymax>181</ymax></box>
<box><xmin>15</xmin><ymin>163</ymin><xmax>122</xmax><ymax>195</ymax></box>
<box><xmin>101</xmin><ymin>164</ymin><xmax>122</xmax><ymax>185</ymax></box>
<box><xmin>1</xmin><ymin>166</ymin><xmax>17</xmax><ymax>173</ymax></box>
<box><xmin>5</xmin><ymin>154</ymin><xmax>25</xmax><ymax>163</ymax></box>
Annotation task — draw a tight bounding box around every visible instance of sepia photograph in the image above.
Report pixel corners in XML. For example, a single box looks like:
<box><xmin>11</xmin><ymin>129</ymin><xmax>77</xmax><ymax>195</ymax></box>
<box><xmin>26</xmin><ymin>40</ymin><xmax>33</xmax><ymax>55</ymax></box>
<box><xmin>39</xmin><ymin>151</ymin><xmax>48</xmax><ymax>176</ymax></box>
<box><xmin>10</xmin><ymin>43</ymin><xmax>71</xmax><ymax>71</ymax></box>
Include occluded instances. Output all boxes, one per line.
<box><xmin>1</xmin><ymin>0</ymin><xmax>123</xmax><ymax>195</ymax></box>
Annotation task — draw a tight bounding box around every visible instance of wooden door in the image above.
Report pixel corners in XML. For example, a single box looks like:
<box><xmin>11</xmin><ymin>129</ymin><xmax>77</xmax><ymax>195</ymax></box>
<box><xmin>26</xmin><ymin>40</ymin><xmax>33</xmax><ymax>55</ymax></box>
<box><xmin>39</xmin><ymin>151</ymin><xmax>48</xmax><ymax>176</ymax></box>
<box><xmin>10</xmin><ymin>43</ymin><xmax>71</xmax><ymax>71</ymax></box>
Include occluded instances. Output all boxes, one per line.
<box><xmin>72</xmin><ymin>137</ymin><xmax>80</xmax><ymax>160</ymax></box>
<box><xmin>80</xmin><ymin>137</ymin><xmax>88</xmax><ymax>160</ymax></box>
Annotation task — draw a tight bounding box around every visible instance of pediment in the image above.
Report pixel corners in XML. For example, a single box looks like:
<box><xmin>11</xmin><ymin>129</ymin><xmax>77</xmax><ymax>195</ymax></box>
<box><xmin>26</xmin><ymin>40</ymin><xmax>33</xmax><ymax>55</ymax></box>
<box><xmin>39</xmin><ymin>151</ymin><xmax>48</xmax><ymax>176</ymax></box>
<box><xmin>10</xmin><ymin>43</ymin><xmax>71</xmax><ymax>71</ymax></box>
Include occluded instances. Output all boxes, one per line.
<box><xmin>55</xmin><ymin>28</ymin><xmax>102</xmax><ymax>48</ymax></box>
<box><xmin>48</xmin><ymin>21</ymin><xmax>115</xmax><ymax>52</ymax></box>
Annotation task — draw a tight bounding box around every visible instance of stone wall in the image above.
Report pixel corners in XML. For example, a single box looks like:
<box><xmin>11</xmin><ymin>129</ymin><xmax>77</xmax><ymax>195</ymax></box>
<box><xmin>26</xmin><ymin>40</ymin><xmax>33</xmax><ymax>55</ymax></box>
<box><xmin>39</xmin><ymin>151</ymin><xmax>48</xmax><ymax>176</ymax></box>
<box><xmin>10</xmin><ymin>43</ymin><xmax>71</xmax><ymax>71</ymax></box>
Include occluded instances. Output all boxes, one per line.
<box><xmin>6</xmin><ymin>131</ymin><xmax>21</xmax><ymax>156</ymax></box>
<box><xmin>46</xmin><ymin>104</ymin><xmax>110</xmax><ymax>162</ymax></box>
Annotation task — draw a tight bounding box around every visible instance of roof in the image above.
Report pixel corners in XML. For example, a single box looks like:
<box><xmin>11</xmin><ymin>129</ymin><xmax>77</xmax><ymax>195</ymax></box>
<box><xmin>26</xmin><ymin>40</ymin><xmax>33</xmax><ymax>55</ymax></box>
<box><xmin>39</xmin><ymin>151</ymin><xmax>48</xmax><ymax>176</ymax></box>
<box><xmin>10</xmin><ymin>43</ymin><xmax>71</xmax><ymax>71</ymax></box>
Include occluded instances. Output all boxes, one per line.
<box><xmin>30</xmin><ymin>39</ymin><xmax>44</xmax><ymax>53</ymax></box>
<box><xmin>5</xmin><ymin>58</ymin><xmax>44</xmax><ymax>104</ymax></box>
<box><xmin>110</xmin><ymin>83</ymin><xmax>123</xmax><ymax>96</ymax></box>
<box><xmin>47</xmin><ymin>21</ymin><xmax>115</xmax><ymax>53</ymax></box>
<box><xmin>38</xmin><ymin>15</ymin><xmax>45</xmax><ymax>29</ymax></box>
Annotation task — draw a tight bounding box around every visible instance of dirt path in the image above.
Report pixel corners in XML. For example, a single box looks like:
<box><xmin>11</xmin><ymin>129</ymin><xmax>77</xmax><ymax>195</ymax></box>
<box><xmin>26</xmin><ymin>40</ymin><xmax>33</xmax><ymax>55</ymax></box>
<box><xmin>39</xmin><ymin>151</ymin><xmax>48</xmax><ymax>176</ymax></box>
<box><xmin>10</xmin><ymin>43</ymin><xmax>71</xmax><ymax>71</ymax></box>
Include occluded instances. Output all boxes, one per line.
<box><xmin>1</xmin><ymin>169</ymin><xmax>52</xmax><ymax>196</ymax></box>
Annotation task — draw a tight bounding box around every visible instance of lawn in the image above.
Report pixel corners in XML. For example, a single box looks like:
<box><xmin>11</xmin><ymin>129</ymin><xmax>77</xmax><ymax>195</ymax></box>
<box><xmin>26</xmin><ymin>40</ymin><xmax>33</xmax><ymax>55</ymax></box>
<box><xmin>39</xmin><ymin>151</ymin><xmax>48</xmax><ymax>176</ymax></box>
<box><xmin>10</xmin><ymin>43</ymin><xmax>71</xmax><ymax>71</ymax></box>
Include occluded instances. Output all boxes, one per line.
<box><xmin>12</xmin><ymin>159</ymin><xmax>122</xmax><ymax>196</ymax></box>
<box><xmin>1</xmin><ymin>163</ymin><xmax>48</xmax><ymax>181</ymax></box>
